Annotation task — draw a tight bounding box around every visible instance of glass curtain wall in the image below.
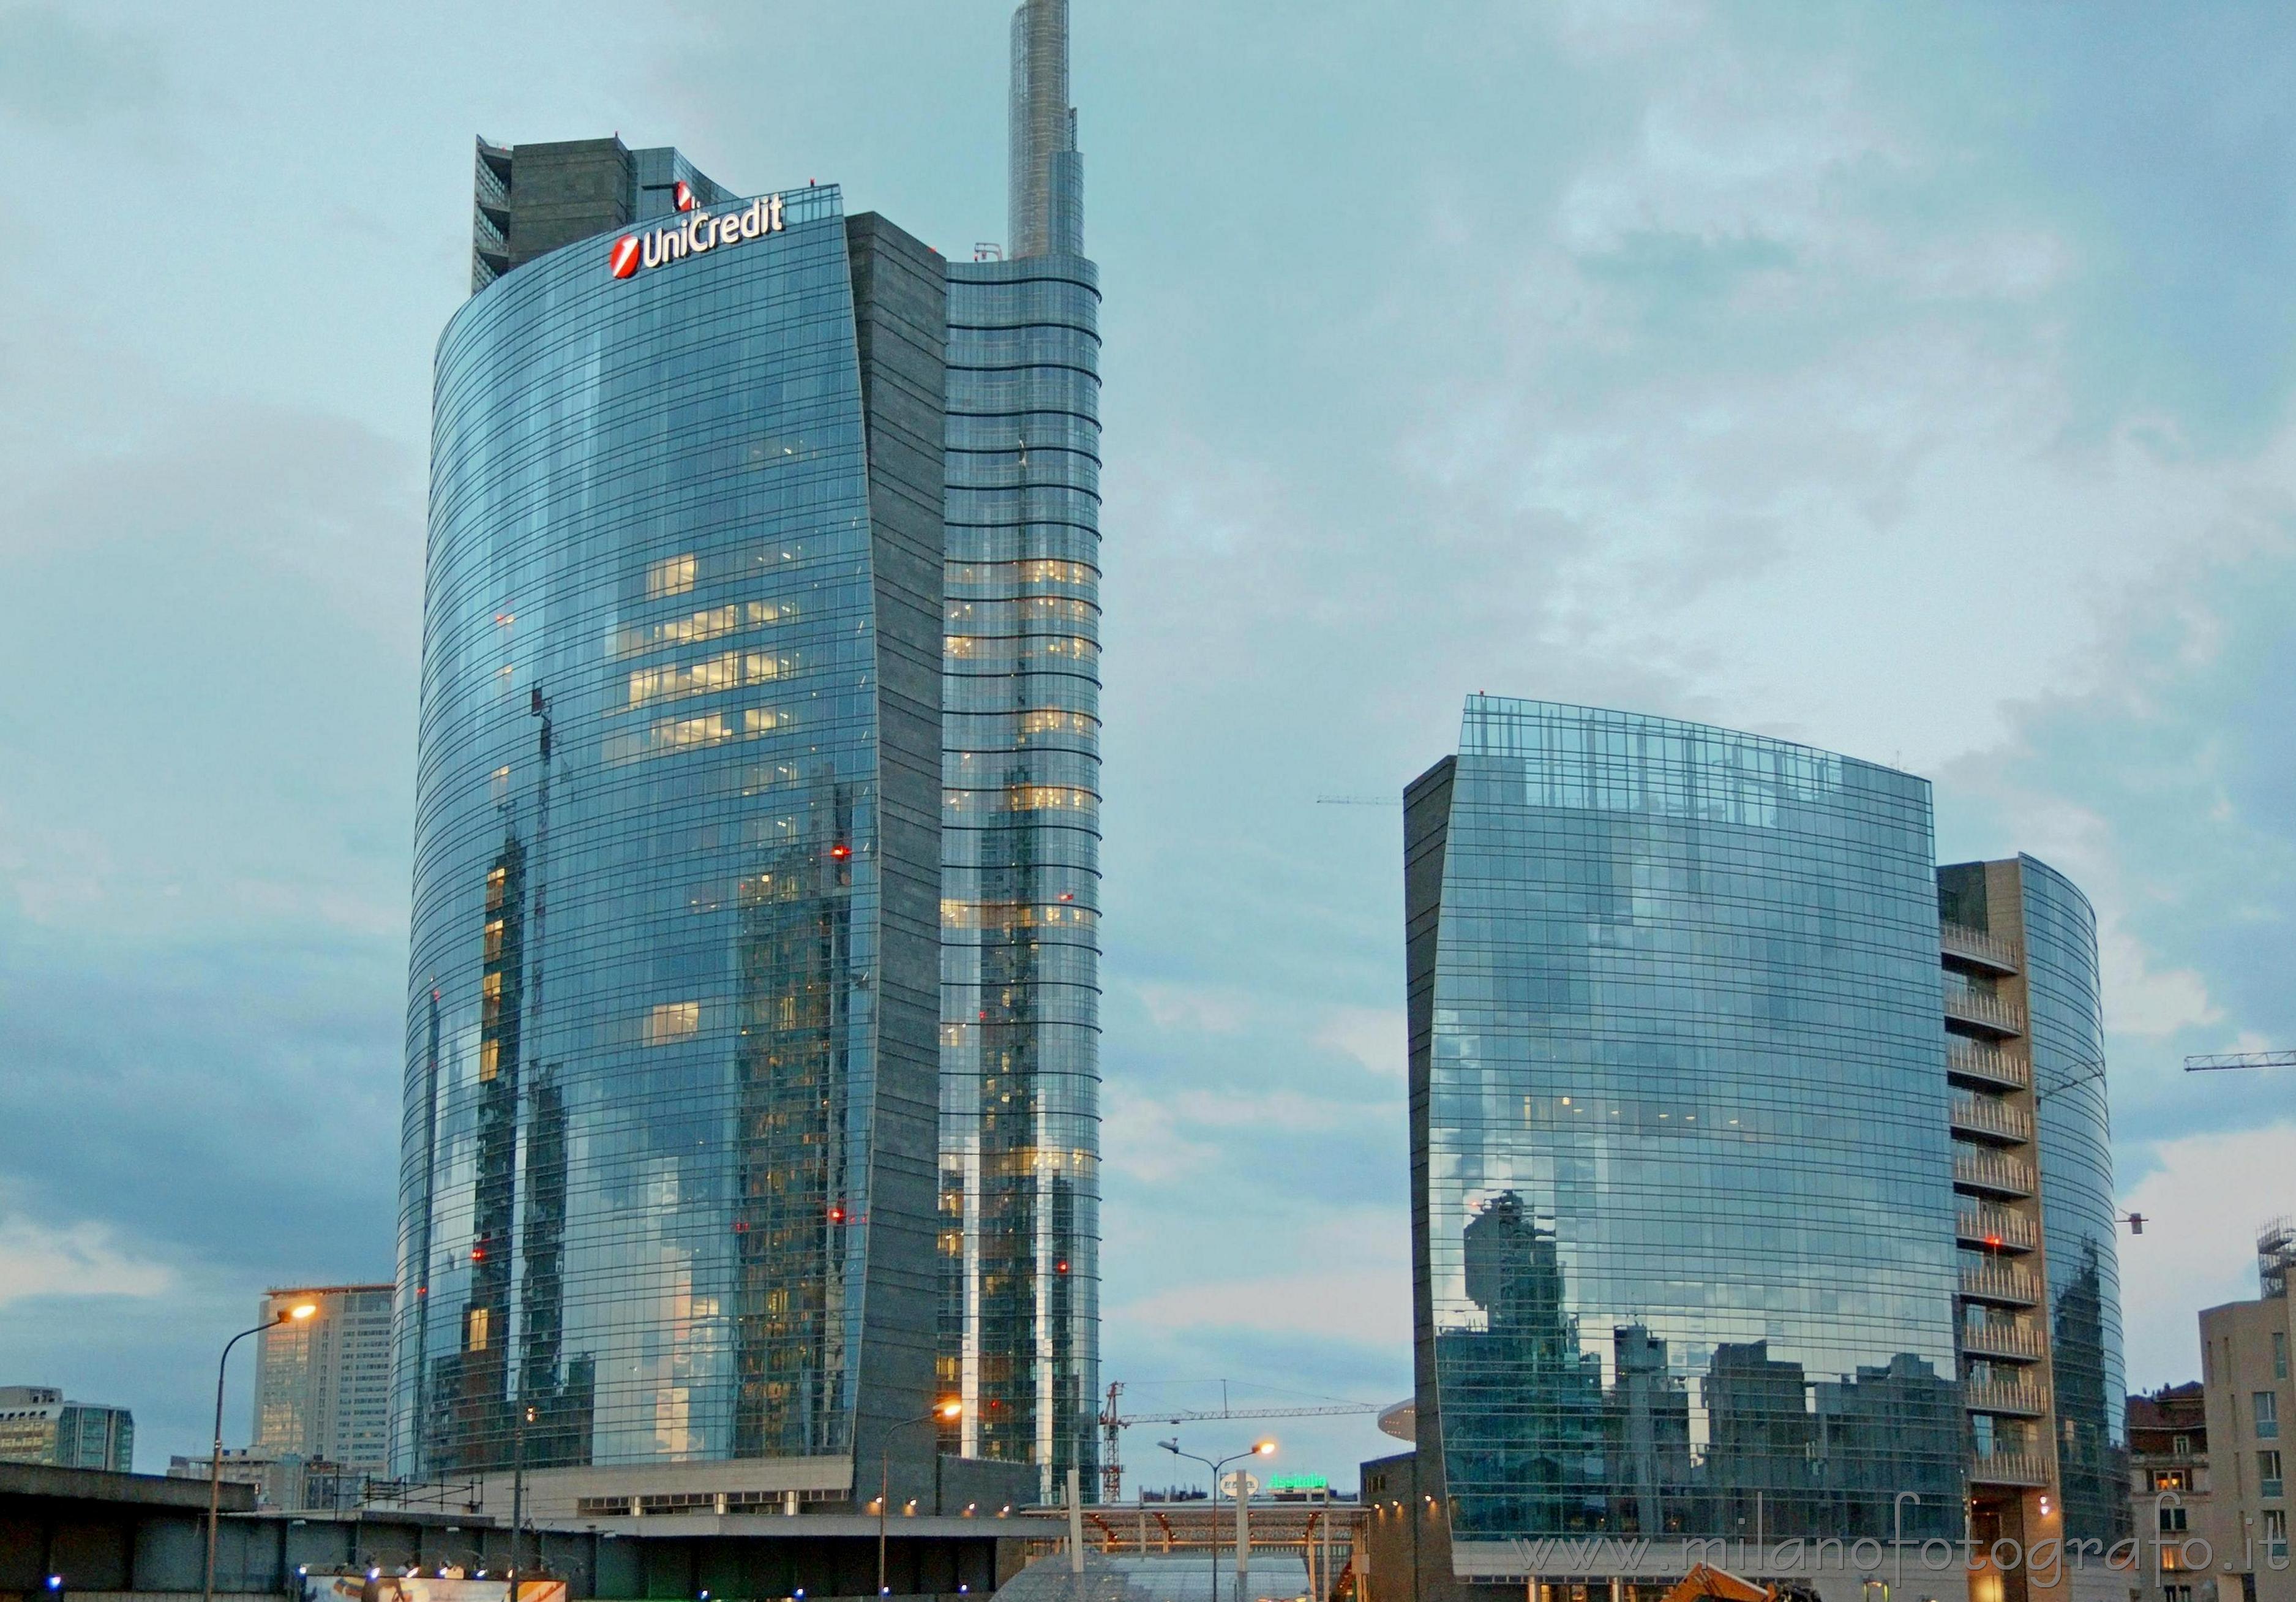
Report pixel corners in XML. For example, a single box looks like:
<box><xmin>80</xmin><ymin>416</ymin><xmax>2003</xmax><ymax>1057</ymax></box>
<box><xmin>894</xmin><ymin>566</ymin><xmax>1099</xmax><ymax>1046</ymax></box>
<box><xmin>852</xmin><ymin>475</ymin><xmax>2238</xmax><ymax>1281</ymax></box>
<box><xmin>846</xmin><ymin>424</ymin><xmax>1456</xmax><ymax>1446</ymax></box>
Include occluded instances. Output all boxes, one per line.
<box><xmin>391</xmin><ymin>185</ymin><xmax>898</xmax><ymax>1475</ymax></box>
<box><xmin>937</xmin><ymin>249</ymin><xmax>1103</xmax><ymax>1499</ymax></box>
<box><xmin>2022</xmin><ymin>859</ymin><xmax>2130</xmax><ymax>1548</ymax></box>
<box><xmin>1414</xmin><ymin>697</ymin><xmax>1966</xmax><ymax>1543</ymax></box>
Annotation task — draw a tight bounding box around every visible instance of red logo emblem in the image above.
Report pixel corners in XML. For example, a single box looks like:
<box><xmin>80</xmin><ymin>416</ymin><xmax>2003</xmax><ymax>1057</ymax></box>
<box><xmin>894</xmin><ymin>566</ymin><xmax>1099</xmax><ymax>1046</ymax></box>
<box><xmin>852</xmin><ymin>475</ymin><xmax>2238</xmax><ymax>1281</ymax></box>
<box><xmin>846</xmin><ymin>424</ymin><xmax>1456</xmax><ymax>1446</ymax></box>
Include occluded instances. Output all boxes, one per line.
<box><xmin>608</xmin><ymin>235</ymin><xmax>640</xmax><ymax>278</ymax></box>
<box><xmin>673</xmin><ymin>180</ymin><xmax>696</xmax><ymax>212</ymax></box>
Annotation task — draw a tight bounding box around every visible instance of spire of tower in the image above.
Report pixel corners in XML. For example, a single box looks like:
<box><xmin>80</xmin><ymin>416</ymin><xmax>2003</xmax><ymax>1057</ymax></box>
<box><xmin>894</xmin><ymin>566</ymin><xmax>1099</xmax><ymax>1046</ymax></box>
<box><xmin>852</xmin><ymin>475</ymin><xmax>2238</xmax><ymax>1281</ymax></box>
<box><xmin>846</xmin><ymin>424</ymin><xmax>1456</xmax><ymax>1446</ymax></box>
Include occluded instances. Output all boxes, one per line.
<box><xmin>1008</xmin><ymin>0</ymin><xmax>1082</xmax><ymax>257</ymax></box>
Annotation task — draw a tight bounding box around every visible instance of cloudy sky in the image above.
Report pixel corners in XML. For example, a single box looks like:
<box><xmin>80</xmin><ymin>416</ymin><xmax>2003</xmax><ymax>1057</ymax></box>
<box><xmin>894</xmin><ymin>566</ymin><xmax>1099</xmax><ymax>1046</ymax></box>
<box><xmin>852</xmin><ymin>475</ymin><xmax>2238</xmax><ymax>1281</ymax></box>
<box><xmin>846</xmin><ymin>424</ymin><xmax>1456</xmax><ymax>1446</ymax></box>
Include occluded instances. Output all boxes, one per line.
<box><xmin>1</xmin><ymin>0</ymin><xmax>2292</xmax><ymax>1486</ymax></box>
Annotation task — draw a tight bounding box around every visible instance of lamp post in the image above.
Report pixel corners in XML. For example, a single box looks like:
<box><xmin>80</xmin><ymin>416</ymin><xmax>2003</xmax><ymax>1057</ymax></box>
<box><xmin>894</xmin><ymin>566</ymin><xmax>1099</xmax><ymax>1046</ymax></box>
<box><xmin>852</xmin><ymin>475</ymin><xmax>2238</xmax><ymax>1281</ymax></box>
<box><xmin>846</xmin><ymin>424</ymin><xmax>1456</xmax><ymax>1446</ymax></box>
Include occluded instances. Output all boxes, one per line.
<box><xmin>204</xmin><ymin>1301</ymin><xmax>317</xmax><ymax>1602</ymax></box>
<box><xmin>1158</xmin><ymin>1437</ymin><xmax>1274</xmax><ymax>1602</ymax></box>
<box><xmin>879</xmin><ymin>1401</ymin><xmax>962</xmax><ymax>1600</ymax></box>
<box><xmin>511</xmin><ymin>1401</ymin><xmax>537</xmax><ymax>1586</ymax></box>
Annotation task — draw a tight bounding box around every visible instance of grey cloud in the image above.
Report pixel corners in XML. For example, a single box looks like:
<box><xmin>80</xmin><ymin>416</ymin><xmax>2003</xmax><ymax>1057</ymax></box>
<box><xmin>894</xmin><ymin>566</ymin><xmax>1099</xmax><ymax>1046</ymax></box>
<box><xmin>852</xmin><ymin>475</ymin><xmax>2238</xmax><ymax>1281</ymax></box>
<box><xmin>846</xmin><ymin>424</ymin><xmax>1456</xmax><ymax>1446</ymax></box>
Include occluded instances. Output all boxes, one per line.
<box><xmin>0</xmin><ymin>7</ymin><xmax>163</xmax><ymax>128</ymax></box>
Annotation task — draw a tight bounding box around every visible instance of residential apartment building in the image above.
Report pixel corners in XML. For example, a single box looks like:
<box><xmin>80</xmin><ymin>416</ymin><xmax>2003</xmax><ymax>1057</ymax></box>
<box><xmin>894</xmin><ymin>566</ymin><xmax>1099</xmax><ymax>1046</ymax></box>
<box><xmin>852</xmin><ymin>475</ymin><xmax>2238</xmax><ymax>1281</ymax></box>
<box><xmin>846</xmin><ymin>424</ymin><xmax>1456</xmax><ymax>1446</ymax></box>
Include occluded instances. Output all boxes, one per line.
<box><xmin>2199</xmin><ymin>1220</ymin><xmax>2295</xmax><ymax>1602</ymax></box>
<box><xmin>2128</xmin><ymin>1382</ymin><xmax>2210</xmax><ymax>1602</ymax></box>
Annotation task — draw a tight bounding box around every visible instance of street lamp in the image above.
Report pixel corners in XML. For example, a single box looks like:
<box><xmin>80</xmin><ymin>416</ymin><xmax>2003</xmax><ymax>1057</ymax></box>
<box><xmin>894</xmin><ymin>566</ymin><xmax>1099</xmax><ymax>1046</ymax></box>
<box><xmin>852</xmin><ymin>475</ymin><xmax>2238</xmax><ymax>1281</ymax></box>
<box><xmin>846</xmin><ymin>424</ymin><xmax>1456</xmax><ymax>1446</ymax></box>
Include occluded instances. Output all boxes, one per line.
<box><xmin>879</xmin><ymin>1400</ymin><xmax>962</xmax><ymax>1600</ymax></box>
<box><xmin>204</xmin><ymin>1301</ymin><xmax>317</xmax><ymax>1602</ymax></box>
<box><xmin>1159</xmin><ymin>1437</ymin><xmax>1275</xmax><ymax>1602</ymax></box>
<box><xmin>511</xmin><ymin>1401</ymin><xmax>539</xmax><ymax>1586</ymax></box>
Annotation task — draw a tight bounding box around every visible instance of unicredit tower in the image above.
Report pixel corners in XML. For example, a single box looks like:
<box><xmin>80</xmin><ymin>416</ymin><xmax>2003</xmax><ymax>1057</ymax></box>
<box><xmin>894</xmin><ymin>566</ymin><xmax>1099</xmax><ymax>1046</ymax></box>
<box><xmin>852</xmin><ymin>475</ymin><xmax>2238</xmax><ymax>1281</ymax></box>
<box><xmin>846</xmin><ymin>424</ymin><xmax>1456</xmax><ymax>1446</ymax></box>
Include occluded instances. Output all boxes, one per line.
<box><xmin>389</xmin><ymin>0</ymin><xmax>1100</xmax><ymax>1520</ymax></box>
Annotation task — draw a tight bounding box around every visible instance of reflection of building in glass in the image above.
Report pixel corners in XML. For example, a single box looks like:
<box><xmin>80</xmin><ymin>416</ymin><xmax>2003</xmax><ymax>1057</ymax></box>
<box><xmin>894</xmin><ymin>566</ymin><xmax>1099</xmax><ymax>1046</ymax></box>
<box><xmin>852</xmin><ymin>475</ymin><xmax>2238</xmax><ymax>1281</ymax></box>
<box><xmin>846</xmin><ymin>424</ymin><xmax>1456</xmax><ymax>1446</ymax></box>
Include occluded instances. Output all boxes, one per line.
<box><xmin>939</xmin><ymin>0</ymin><xmax>1103</xmax><ymax>1501</ymax></box>
<box><xmin>387</xmin><ymin>140</ymin><xmax>1016</xmax><ymax>1516</ymax></box>
<box><xmin>1365</xmin><ymin>698</ymin><xmax>2126</xmax><ymax>1602</ymax></box>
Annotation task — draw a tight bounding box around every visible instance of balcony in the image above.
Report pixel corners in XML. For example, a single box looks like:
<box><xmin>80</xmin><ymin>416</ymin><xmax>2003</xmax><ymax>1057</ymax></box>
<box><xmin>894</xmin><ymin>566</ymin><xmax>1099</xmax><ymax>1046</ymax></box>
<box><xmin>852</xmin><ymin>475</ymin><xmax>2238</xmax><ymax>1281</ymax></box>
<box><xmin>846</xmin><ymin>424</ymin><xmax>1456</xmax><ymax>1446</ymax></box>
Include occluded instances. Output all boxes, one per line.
<box><xmin>1964</xmin><ymin>1379</ymin><xmax>2049</xmax><ymax>1417</ymax></box>
<box><xmin>1942</xmin><ymin>922</ymin><xmax>2021</xmax><ymax>974</ymax></box>
<box><xmin>1951</xmin><ymin>1096</ymin><xmax>2034</xmax><ymax>1145</ymax></box>
<box><xmin>1961</xmin><ymin>1262</ymin><xmax>2043</xmax><ymax>1307</ymax></box>
<box><xmin>1944</xmin><ymin>985</ymin><xmax>2025</xmax><ymax>1037</ymax></box>
<box><xmin>1955</xmin><ymin>1149</ymin><xmax>2038</xmax><ymax>1199</ymax></box>
<box><xmin>1968</xmin><ymin>1451</ymin><xmax>2051</xmax><ymax>1488</ymax></box>
<box><xmin>1948</xmin><ymin>1043</ymin><xmax>2032</xmax><ymax>1091</ymax></box>
<box><xmin>1957</xmin><ymin>1205</ymin><xmax>2038</xmax><ymax>1254</ymax></box>
<box><xmin>1959</xmin><ymin>1321</ymin><xmax>2046</xmax><ymax>1363</ymax></box>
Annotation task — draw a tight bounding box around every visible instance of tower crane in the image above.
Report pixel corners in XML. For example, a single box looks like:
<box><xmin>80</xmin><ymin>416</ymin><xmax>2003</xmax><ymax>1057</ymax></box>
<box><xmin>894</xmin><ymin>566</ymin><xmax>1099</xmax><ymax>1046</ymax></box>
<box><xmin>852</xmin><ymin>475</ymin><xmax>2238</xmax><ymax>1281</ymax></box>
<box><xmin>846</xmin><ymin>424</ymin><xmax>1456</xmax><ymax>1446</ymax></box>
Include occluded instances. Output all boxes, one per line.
<box><xmin>2186</xmin><ymin>1049</ymin><xmax>2296</xmax><ymax>1072</ymax></box>
<box><xmin>1097</xmin><ymin>1382</ymin><xmax>1380</xmax><ymax>1503</ymax></box>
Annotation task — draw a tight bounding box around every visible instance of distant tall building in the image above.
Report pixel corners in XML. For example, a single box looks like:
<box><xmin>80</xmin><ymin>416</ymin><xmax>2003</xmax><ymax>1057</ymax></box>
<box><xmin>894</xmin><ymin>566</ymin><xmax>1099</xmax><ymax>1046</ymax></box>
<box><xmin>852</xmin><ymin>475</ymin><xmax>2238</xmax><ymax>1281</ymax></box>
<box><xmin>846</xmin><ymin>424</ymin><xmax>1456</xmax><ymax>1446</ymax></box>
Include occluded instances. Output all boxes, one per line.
<box><xmin>1364</xmin><ymin>696</ymin><xmax>2127</xmax><ymax>1602</ymax></box>
<box><xmin>0</xmin><ymin>1386</ymin><xmax>133</xmax><ymax>1472</ymax></box>
<box><xmin>938</xmin><ymin>0</ymin><xmax>1105</xmax><ymax>1500</ymax></box>
<box><xmin>253</xmin><ymin>1284</ymin><xmax>393</xmax><ymax>1487</ymax></box>
<box><xmin>2197</xmin><ymin>1220</ymin><xmax>2295</xmax><ymax>1602</ymax></box>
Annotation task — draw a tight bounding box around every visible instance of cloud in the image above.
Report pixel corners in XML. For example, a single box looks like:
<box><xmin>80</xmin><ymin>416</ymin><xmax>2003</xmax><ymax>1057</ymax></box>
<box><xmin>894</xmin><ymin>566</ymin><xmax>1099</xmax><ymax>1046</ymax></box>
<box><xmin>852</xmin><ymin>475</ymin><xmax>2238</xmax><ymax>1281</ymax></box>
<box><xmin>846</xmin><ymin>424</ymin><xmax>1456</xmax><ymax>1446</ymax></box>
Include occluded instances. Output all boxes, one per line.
<box><xmin>1314</xmin><ymin>1007</ymin><xmax>1405</xmax><ymax>1079</ymax></box>
<box><xmin>1130</xmin><ymin>980</ymin><xmax>1257</xmax><ymax>1036</ymax></box>
<box><xmin>0</xmin><ymin>1213</ymin><xmax>175</xmax><ymax>1306</ymax></box>
<box><xmin>1110</xmin><ymin>1213</ymin><xmax>1411</xmax><ymax>1352</ymax></box>
<box><xmin>2118</xmin><ymin>1122</ymin><xmax>2296</xmax><ymax>1390</ymax></box>
<box><xmin>0</xmin><ymin>7</ymin><xmax>164</xmax><ymax>128</ymax></box>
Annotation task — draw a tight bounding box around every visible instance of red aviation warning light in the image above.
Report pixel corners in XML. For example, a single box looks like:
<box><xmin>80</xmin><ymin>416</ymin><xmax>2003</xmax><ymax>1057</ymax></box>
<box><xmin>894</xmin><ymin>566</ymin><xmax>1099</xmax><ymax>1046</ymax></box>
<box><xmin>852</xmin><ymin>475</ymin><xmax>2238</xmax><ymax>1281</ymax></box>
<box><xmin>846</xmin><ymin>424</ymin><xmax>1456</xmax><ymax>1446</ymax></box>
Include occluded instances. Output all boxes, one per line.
<box><xmin>608</xmin><ymin>235</ymin><xmax>641</xmax><ymax>278</ymax></box>
<box><xmin>830</xmin><ymin>843</ymin><xmax>851</xmax><ymax>860</ymax></box>
<box><xmin>673</xmin><ymin>179</ymin><xmax>696</xmax><ymax>212</ymax></box>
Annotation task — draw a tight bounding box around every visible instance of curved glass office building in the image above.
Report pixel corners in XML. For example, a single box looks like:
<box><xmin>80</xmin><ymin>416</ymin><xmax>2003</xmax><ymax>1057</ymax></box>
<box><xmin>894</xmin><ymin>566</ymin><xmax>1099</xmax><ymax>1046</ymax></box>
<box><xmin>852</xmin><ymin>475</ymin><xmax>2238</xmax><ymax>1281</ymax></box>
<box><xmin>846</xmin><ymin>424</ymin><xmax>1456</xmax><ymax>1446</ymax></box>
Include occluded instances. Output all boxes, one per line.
<box><xmin>937</xmin><ymin>0</ymin><xmax>1104</xmax><ymax>1498</ymax></box>
<box><xmin>391</xmin><ymin>168</ymin><xmax>961</xmax><ymax>1504</ymax></box>
<box><xmin>1403</xmin><ymin>698</ymin><xmax>1966</xmax><ymax>1549</ymax></box>
<box><xmin>2023</xmin><ymin>865</ymin><xmax>2128</xmax><ymax>1549</ymax></box>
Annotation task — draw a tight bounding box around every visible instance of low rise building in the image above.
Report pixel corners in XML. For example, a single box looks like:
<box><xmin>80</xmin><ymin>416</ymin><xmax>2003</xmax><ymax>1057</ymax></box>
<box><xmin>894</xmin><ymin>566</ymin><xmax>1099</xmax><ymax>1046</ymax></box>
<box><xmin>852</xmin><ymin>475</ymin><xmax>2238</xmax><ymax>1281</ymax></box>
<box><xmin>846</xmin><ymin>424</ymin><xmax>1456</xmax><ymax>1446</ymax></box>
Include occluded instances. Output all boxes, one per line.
<box><xmin>0</xmin><ymin>1385</ymin><xmax>134</xmax><ymax>1472</ymax></box>
<box><xmin>2199</xmin><ymin>1220</ymin><xmax>2296</xmax><ymax>1602</ymax></box>
<box><xmin>2128</xmin><ymin>1383</ymin><xmax>2210</xmax><ymax>1602</ymax></box>
<box><xmin>165</xmin><ymin>1447</ymin><xmax>361</xmax><ymax>1512</ymax></box>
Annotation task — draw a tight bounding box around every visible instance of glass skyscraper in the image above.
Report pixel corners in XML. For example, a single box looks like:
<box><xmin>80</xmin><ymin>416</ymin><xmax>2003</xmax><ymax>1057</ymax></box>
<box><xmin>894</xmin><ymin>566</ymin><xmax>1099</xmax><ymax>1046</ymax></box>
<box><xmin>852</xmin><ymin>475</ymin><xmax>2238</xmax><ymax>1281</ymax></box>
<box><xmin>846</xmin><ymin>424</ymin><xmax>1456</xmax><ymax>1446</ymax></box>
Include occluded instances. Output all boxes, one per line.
<box><xmin>1368</xmin><ymin>697</ymin><xmax>2127</xmax><ymax>1602</ymax></box>
<box><xmin>392</xmin><ymin>2</ymin><xmax>1103</xmax><ymax>1514</ymax></box>
<box><xmin>391</xmin><ymin>154</ymin><xmax>968</xmax><ymax>1510</ymax></box>
<box><xmin>937</xmin><ymin>0</ymin><xmax>1104</xmax><ymax>1501</ymax></box>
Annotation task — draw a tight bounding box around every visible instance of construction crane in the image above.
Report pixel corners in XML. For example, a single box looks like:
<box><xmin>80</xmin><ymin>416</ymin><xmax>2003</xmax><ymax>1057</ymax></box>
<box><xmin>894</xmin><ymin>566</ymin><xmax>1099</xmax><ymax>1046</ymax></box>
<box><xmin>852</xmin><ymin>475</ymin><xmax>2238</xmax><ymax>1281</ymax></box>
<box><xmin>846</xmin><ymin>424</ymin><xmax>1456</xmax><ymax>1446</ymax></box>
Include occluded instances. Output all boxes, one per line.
<box><xmin>1315</xmin><ymin>795</ymin><xmax>1400</xmax><ymax>807</ymax></box>
<box><xmin>1097</xmin><ymin>1382</ymin><xmax>1380</xmax><ymax>1502</ymax></box>
<box><xmin>2186</xmin><ymin>1050</ymin><xmax>2296</xmax><ymax>1072</ymax></box>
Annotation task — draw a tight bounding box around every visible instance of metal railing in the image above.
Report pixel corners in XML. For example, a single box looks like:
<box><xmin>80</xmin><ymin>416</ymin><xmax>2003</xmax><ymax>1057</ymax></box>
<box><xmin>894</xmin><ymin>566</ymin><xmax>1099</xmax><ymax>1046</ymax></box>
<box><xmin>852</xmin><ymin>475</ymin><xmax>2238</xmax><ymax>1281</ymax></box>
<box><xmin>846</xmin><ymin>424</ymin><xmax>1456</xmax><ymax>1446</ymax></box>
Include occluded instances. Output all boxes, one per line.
<box><xmin>1964</xmin><ymin>1380</ymin><xmax>2048</xmax><ymax>1416</ymax></box>
<box><xmin>1959</xmin><ymin>1321</ymin><xmax>2045</xmax><ymax>1361</ymax></box>
<box><xmin>1948</xmin><ymin>1043</ymin><xmax>2032</xmax><ymax>1089</ymax></box>
<box><xmin>1955</xmin><ymin>1149</ymin><xmax>2038</xmax><ymax>1198</ymax></box>
<box><xmin>1960</xmin><ymin>1262</ymin><xmax>2042</xmax><ymax>1306</ymax></box>
<box><xmin>1951</xmin><ymin>1096</ymin><xmax>2034</xmax><ymax>1143</ymax></box>
<box><xmin>1941</xmin><ymin>922</ymin><xmax>2022</xmax><ymax>972</ymax></box>
<box><xmin>1957</xmin><ymin>1205</ymin><xmax>2038</xmax><ymax>1252</ymax></box>
<box><xmin>1968</xmin><ymin>1451</ymin><xmax>2051</xmax><ymax>1487</ymax></box>
<box><xmin>1944</xmin><ymin>984</ymin><xmax>2025</xmax><ymax>1034</ymax></box>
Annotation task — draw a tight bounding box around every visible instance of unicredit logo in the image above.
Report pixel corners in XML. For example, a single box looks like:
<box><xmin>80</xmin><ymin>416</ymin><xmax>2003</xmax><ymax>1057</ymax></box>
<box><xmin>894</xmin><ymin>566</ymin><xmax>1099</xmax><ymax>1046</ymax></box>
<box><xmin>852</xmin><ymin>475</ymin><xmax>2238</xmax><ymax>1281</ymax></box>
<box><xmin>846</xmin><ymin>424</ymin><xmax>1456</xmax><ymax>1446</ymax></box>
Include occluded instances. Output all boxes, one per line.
<box><xmin>607</xmin><ymin>192</ymin><xmax>787</xmax><ymax>280</ymax></box>
<box><xmin>673</xmin><ymin>179</ymin><xmax>696</xmax><ymax>212</ymax></box>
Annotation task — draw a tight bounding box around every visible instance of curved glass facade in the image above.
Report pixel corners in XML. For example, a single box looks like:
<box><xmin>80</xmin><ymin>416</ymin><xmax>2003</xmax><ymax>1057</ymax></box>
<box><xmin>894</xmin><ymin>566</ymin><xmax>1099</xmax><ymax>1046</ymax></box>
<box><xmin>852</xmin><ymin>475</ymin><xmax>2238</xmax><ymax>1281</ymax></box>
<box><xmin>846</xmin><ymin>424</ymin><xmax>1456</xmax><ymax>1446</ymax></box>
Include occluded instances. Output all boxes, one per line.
<box><xmin>2023</xmin><ymin>859</ymin><xmax>2129</xmax><ymax>1547</ymax></box>
<box><xmin>391</xmin><ymin>184</ymin><xmax>951</xmax><ymax>1480</ymax></box>
<box><xmin>1409</xmin><ymin>697</ymin><xmax>1965</xmax><ymax>1544</ymax></box>
<box><xmin>937</xmin><ymin>249</ymin><xmax>1103</xmax><ymax>1494</ymax></box>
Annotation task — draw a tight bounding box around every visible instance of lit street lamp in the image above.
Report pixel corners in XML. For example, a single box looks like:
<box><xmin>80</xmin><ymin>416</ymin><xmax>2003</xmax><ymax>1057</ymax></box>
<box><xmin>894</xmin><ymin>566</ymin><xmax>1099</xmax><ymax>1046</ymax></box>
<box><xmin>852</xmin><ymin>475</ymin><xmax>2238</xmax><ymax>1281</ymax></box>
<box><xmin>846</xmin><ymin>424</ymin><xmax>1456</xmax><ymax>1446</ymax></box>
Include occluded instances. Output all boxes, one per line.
<box><xmin>1158</xmin><ymin>1437</ymin><xmax>1274</xmax><ymax>1602</ymax></box>
<box><xmin>204</xmin><ymin>1301</ymin><xmax>317</xmax><ymax>1602</ymax></box>
<box><xmin>879</xmin><ymin>1400</ymin><xmax>962</xmax><ymax>1600</ymax></box>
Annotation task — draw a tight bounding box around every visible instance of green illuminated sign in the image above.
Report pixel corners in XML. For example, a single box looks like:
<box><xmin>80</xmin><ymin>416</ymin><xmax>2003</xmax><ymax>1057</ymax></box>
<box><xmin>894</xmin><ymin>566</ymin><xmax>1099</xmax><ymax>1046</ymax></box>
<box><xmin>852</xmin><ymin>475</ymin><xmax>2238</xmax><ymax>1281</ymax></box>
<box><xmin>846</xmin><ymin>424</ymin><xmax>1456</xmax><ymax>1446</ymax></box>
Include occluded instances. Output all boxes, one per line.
<box><xmin>1268</xmin><ymin>1475</ymin><xmax>1329</xmax><ymax>1491</ymax></box>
